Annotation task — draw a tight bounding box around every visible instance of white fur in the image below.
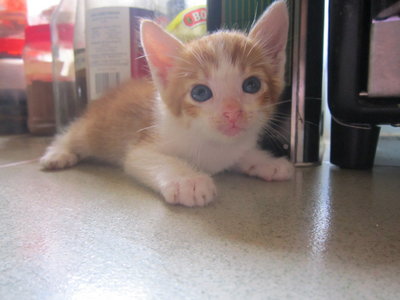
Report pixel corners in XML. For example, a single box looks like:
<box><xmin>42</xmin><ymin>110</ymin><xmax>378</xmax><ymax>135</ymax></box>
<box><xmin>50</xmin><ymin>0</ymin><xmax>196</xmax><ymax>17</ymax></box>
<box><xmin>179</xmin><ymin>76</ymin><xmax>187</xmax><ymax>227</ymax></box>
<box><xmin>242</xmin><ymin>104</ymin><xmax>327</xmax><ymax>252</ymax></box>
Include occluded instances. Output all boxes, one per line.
<box><xmin>233</xmin><ymin>148</ymin><xmax>294</xmax><ymax>181</ymax></box>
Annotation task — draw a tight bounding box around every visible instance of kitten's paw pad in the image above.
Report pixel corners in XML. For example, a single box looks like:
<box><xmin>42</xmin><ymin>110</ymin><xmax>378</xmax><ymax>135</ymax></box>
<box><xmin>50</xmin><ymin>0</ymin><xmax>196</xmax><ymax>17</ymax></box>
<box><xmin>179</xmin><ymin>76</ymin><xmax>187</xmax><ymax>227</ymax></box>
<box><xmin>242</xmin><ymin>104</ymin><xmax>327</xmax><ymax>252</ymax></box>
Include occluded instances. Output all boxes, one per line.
<box><xmin>247</xmin><ymin>157</ymin><xmax>294</xmax><ymax>181</ymax></box>
<box><xmin>161</xmin><ymin>175</ymin><xmax>217</xmax><ymax>207</ymax></box>
<box><xmin>40</xmin><ymin>150</ymin><xmax>78</xmax><ymax>170</ymax></box>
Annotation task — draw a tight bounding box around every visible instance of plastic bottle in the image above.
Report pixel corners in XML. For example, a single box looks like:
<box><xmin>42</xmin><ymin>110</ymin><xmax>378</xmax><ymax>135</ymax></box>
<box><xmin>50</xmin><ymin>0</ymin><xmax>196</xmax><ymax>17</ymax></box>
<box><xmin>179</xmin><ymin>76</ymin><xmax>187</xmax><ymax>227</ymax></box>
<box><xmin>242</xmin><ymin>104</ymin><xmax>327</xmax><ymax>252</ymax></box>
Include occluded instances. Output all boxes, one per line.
<box><xmin>51</xmin><ymin>0</ymin><xmax>86</xmax><ymax>131</ymax></box>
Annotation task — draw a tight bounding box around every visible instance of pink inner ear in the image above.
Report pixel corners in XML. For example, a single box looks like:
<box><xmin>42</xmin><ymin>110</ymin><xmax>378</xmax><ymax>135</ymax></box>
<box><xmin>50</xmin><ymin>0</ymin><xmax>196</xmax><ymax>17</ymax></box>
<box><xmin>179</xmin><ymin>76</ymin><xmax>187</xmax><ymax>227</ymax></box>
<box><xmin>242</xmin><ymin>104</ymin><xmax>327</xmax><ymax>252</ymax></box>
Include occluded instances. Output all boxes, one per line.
<box><xmin>150</xmin><ymin>52</ymin><xmax>172</xmax><ymax>86</ymax></box>
<box><xmin>249</xmin><ymin>1</ymin><xmax>288</xmax><ymax>60</ymax></box>
<box><xmin>141</xmin><ymin>21</ymin><xmax>183</xmax><ymax>86</ymax></box>
<box><xmin>145</xmin><ymin>35</ymin><xmax>173</xmax><ymax>70</ymax></box>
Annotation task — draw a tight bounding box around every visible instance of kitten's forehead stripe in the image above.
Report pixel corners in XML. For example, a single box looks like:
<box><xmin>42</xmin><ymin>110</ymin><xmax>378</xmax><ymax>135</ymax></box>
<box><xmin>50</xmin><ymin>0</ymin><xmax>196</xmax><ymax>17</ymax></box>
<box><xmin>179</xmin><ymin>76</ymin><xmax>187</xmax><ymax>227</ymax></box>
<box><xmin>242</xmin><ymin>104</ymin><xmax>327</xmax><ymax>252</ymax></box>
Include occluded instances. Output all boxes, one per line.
<box><xmin>180</xmin><ymin>32</ymin><xmax>266</xmax><ymax>77</ymax></box>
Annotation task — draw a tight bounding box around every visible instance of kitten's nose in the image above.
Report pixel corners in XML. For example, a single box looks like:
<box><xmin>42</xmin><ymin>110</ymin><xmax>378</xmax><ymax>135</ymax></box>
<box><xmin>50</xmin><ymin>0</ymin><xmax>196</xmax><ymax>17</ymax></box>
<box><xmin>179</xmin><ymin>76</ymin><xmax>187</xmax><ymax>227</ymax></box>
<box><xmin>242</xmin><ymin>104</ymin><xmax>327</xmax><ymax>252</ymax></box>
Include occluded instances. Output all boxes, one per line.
<box><xmin>223</xmin><ymin>110</ymin><xmax>243</xmax><ymax>123</ymax></box>
<box><xmin>222</xmin><ymin>100</ymin><xmax>243</xmax><ymax>124</ymax></box>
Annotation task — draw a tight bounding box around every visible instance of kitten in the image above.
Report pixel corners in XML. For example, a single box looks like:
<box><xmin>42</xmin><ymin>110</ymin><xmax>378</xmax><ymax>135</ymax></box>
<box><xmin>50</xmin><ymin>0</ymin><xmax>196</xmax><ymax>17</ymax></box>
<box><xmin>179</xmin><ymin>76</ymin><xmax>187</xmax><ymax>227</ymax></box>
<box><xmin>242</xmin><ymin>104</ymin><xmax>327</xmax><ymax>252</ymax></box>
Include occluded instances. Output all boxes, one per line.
<box><xmin>40</xmin><ymin>0</ymin><xmax>294</xmax><ymax>207</ymax></box>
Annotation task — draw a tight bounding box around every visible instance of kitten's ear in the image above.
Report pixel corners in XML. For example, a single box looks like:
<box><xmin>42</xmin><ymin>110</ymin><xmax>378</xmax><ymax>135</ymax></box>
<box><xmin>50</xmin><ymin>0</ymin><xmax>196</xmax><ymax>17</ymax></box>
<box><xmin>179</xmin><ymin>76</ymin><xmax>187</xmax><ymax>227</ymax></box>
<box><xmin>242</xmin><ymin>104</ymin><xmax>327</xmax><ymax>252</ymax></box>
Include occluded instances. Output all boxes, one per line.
<box><xmin>249</xmin><ymin>0</ymin><xmax>289</xmax><ymax>78</ymax></box>
<box><xmin>141</xmin><ymin>20</ymin><xmax>183</xmax><ymax>87</ymax></box>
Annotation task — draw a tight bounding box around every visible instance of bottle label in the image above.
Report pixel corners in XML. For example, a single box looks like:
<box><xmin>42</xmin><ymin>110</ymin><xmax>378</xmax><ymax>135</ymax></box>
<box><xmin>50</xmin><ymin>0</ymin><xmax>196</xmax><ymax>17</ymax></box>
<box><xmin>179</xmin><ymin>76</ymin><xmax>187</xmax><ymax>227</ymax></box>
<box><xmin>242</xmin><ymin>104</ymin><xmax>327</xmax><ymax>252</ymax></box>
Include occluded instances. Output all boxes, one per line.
<box><xmin>86</xmin><ymin>7</ymin><xmax>154</xmax><ymax>100</ymax></box>
<box><xmin>183</xmin><ymin>7</ymin><xmax>207</xmax><ymax>27</ymax></box>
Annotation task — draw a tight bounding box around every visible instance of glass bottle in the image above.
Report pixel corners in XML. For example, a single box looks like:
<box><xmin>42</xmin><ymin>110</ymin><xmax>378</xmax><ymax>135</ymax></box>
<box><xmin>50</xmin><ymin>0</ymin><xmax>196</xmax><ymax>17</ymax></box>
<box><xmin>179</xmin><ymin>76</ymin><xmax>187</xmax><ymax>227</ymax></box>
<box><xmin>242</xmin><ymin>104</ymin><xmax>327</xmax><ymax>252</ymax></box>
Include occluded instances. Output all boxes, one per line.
<box><xmin>22</xmin><ymin>0</ymin><xmax>60</xmax><ymax>135</ymax></box>
<box><xmin>23</xmin><ymin>24</ymin><xmax>55</xmax><ymax>135</ymax></box>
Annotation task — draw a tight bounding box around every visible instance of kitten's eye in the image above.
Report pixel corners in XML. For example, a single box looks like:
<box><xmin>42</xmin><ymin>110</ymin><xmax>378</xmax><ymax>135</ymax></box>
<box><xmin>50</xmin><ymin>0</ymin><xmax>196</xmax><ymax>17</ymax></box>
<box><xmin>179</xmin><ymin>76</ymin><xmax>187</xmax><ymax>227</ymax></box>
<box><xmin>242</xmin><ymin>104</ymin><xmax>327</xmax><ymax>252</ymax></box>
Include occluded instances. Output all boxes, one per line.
<box><xmin>191</xmin><ymin>85</ymin><xmax>213</xmax><ymax>102</ymax></box>
<box><xmin>242</xmin><ymin>76</ymin><xmax>261</xmax><ymax>94</ymax></box>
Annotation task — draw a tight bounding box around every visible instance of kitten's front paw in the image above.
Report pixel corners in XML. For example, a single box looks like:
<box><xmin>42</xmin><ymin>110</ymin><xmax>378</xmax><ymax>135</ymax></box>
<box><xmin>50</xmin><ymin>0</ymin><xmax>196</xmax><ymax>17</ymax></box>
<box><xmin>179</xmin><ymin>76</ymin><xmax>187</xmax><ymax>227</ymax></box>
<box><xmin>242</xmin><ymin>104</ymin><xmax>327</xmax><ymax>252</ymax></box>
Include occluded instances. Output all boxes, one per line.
<box><xmin>161</xmin><ymin>174</ymin><xmax>217</xmax><ymax>207</ymax></box>
<box><xmin>245</xmin><ymin>157</ymin><xmax>294</xmax><ymax>181</ymax></box>
<box><xmin>40</xmin><ymin>149</ymin><xmax>79</xmax><ymax>170</ymax></box>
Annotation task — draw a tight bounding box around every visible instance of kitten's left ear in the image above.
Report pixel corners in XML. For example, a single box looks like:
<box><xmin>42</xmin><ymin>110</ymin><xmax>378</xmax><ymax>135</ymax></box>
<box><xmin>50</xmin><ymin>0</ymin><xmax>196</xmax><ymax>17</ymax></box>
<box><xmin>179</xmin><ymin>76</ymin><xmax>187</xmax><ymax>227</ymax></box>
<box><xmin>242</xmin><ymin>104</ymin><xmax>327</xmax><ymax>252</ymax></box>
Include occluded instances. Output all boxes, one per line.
<box><xmin>141</xmin><ymin>20</ymin><xmax>183</xmax><ymax>87</ymax></box>
<box><xmin>249</xmin><ymin>0</ymin><xmax>289</xmax><ymax>78</ymax></box>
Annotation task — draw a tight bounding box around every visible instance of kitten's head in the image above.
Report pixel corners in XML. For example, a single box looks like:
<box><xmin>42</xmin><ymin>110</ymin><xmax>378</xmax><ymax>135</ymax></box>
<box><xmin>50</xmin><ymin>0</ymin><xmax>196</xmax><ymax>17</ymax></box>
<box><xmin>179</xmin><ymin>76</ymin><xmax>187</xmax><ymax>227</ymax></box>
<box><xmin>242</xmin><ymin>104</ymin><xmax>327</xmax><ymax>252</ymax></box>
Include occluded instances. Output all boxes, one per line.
<box><xmin>141</xmin><ymin>0</ymin><xmax>289</xmax><ymax>142</ymax></box>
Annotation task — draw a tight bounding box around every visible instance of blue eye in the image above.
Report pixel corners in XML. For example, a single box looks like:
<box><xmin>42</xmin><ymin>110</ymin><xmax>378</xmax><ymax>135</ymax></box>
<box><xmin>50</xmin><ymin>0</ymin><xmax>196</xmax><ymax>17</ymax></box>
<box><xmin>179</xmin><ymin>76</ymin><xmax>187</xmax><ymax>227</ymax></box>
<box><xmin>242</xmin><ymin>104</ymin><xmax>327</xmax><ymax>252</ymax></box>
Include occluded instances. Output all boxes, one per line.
<box><xmin>191</xmin><ymin>85</ymin><xmax>213</xmax><ymax>102</ymax></box>
<box><xmin>242</xmin><ymin>76</ymin><xmax>261</xmax><ymax>94</ymax></box>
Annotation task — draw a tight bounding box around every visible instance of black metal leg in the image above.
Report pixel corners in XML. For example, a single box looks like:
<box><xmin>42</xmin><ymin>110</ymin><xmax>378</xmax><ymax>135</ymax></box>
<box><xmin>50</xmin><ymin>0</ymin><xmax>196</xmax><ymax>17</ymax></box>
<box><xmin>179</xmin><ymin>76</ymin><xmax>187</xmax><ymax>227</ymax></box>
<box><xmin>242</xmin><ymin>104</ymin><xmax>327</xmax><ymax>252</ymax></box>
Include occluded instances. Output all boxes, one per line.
<box><xmin>330</xmin><ymin>118</ymin><xmax>381</xmax><ymax>169</ymax></box>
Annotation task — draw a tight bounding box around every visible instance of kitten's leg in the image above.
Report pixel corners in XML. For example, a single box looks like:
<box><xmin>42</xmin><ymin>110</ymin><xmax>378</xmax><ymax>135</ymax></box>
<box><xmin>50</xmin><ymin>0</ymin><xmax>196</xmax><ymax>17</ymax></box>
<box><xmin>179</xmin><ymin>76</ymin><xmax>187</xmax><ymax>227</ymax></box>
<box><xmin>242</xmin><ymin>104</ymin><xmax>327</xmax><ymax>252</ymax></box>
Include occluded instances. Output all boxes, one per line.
<box><xmin>233</xmin><ymin>148</ymin><xmax>294</xmax><ymax>181</ymax></box>
<box><xmin>40</xmin><ymin>122</ymin><xmax>88</xmax><ymax>170</ymax></box>
<box><xmin>124</xmin><ymin>146</ymin><xmax>216</xmax><ymax>207</ymax></box>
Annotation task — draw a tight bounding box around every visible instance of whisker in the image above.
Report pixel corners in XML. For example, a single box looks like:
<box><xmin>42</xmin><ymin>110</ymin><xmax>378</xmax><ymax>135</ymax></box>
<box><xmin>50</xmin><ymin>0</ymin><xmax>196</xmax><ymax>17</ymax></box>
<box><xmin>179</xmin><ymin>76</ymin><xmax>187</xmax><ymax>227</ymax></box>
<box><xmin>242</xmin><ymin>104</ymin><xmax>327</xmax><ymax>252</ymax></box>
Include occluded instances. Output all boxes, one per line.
<box><xmin>268</xmin><ymin>116</ymin><xmax>291</xmax><ymax>124</ymax></box>
<box><xmin>269</xmin><ymin>114</ymin><xmax>292</xmax><ymax>120</ymax></box>
<box><xmin>263</xmin><ymin>128</ymin><xmax>283</xmax><ymax>150</ymax></box>
<box><xmin>266</xmin><ymin>119</ymin><xmax>291</xmax><ymax>134</ymax></box>
<box><xmin>252</xmin><ymin>6</ymin><xmax>259</xmax><ymax>29</ymax></box>
<box><xmin>270</xmin><ymin>114</ymin><xmax>320</xmax><ymax>128</ymax></box>
<box><xmin>265</xmin><ymin>130</ymin><xmax>290</xmax><ymax>144</ymax></box>
<box><xmin>260</xmin><ymin>100</ymin><xmax>292</xmax><ymax>110</ymax></box>
<box><xmin>267</xmin><ymin>121</ymin><xmax>291</xmax><ymax>138</ymax></box>
<box><xmin>273</xmin><ymin>110</ymin><xmax>292</xmax><ymax>115</ymax></box>
<box><xmin>136</xmin><ymin>124</ymin><xmax>157</xmax><ymax>134</ymax></box>
<box><xmin>135</xmin><ymin>54</ymin><xmax>147</xmax><ymax>60</ymax></box>
<box><xmin>188</xmin><ymin>48</ymin><xmax>204</xmax><ymax>66</ymax></box>
<box><xmin>269</xmin><ymin>113</ymin><xmax>291</xmax><ymax>120</ymax></box>
<box><xmin>262</xmin><ymin>126</ymin><xmax>289</xmax><ymax>149</ymax></box>
<box><xmin>245</xmin><ymin>40</ymin><xmax>260</xmax><ymax>59</ymax></box>
<box><xmin>263</xmin><ymin>125</ymin><xmax>290</xmax><ymax>144</ymax></box>
<box><xmin>175</xmin><ymin>72</ymin><xmax>192</xmax><ymax>78</ymax></box>
<box><xmin>269</xmin><ymin>99</ymin><xmax>293</xmax><ymax>106</ymax></box>
<box><xmin>167</xmin><ymin>55</ymin><xmax>193</xmax><ymax>66</ymax></box>
<box><xmin>137</xmin><ymin>53</ymin><xmax>195</xmax><ymax>68</ymax></box>
<box><xmin>259</xmin><ymin>103</ymin><xmax>290</xmax><ymax>113</ymax></box>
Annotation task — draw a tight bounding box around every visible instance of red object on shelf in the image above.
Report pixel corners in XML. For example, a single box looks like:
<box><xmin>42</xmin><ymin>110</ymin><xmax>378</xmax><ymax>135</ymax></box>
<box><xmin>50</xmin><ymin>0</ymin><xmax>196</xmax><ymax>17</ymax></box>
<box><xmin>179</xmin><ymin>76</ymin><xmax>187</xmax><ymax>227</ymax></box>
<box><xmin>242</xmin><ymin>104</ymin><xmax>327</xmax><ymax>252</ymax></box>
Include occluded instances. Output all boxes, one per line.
<box><xmin>0</xmin><ymin>0</ymin><xmax>27</xmax><ymax>57</ymax></box>
<box><xmin>0</xmin><ymin>0</ymin><xmax>26</xmax><ymax>11</ymax></box>
<box><xmin>0</xmin><ymin>38</ymin><xmax>25</xmax><ymax>57</ymax></box>
<box><xmin>25</xmin><ymin>24</ymin><xmax>51</xmax><ymax>51</ymax></box>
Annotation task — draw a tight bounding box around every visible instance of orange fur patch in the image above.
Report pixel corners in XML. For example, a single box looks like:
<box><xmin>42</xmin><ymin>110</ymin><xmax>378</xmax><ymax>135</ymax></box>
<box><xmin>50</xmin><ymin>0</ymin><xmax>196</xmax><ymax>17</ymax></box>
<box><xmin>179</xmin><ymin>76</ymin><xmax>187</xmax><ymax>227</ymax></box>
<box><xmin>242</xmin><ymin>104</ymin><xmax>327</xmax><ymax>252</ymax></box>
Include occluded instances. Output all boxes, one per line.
<box><xmin>182</xmin><ymin>100</ymin><xmax>201</xmax><ymax>118</ymax></box>
<box><xmin>68</xmin><ymin>78</ymin><xmax>157</xmax><ymax>164</ymax></box>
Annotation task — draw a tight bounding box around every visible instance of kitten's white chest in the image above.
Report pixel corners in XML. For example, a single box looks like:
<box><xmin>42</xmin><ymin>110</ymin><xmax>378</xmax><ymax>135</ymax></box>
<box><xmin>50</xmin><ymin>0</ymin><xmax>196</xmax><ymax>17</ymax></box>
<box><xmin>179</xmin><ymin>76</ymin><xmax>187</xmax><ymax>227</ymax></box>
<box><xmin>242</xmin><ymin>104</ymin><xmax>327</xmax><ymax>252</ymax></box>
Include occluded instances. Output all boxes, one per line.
<box><xmin>158</xmin><ymin>125</ymin><xmax>256</xmax><ymax>174</ymax></box>
<box><xmin>186</xmin><ymin>140</ymin><xmax>247</xmax><ymax>174</ymax></box>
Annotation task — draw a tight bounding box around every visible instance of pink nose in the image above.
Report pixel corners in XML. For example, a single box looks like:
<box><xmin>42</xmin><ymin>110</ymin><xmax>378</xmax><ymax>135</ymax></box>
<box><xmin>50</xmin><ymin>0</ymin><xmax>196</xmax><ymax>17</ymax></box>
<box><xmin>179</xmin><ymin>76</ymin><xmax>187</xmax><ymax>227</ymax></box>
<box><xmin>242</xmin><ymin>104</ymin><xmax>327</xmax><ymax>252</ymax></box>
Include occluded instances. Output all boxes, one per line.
<box><xmin>223</xmin><ymin>110</ymin><xmax>243</xmax><ymax>123</ymax></box>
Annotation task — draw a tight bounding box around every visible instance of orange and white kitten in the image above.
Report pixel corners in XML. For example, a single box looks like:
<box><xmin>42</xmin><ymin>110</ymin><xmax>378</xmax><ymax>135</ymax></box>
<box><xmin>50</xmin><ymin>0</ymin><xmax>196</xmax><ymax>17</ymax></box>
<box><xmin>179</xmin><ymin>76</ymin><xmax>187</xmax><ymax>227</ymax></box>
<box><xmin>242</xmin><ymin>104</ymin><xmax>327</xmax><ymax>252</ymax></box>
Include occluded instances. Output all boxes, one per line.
<box><xmin>40</xmin><ymin>0</ymin><xmax>294</xmax><ymax>207</ymax></box>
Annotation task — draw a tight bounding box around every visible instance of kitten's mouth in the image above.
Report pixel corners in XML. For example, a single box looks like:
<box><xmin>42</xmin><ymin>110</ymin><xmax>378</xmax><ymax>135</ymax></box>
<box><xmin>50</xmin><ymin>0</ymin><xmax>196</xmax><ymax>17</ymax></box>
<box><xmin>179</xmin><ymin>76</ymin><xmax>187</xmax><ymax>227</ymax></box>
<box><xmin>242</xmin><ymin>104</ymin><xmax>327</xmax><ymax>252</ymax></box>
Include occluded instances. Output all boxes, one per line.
<box><xmin>219</xmin><ymin>124</ymin><xmax>243</xmax><ymax>137</ymax></box>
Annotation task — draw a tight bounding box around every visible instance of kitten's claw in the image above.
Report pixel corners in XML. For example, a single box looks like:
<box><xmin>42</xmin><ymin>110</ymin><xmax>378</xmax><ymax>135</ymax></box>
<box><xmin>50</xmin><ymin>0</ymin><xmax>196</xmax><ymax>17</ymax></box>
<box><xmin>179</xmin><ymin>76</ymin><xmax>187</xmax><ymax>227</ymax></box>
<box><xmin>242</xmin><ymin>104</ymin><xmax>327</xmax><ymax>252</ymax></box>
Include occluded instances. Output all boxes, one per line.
<box><xmin>40</xmin><ymin>149</ymin><xmax>79</xmax><ymax>170</ymax></box>
<box><xmin>245</xmin><ymin>157</ymin><xmax>294</xmax><ymax>181</ymax></box>
<box><xmin>161</xmin><ymin>174</ymin><xmax>217</xmax><ymax>207</ymax></box>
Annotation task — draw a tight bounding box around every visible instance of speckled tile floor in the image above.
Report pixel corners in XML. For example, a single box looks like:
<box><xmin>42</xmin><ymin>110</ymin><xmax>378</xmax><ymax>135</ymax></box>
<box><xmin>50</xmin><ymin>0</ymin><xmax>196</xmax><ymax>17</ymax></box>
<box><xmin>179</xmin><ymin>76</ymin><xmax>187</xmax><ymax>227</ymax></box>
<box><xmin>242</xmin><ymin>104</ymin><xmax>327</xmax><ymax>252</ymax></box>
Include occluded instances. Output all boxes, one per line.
<box><xmin>1</xmin><ymin>135</ymin><xmax>399</xmax><ymax>300</ymax></box>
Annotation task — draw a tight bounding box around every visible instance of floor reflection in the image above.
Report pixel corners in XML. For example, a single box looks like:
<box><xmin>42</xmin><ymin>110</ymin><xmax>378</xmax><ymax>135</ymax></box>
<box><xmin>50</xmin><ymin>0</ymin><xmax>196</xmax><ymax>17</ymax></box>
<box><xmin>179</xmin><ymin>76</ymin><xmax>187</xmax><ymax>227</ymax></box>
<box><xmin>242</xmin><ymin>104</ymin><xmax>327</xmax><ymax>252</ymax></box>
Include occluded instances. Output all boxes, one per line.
<box><xmin>311</xmin><ymin>166</ymin><xmax>332</xmax><ymax>257</ymax></box>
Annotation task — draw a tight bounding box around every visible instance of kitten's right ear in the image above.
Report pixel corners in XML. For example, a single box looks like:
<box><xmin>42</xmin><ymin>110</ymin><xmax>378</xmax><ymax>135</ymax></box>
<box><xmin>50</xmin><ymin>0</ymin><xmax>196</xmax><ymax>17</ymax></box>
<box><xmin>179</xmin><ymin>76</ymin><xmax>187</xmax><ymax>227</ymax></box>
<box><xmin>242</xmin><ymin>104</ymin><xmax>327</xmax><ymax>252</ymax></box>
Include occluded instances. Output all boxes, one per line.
<box><xmin>141</xmin><ymin>20</ymin><xmax>183</xmax><ymax>87</ymax></box>
<box><xmin>249</xmin><ymin>0</ymin><xmax>289</xmax><ymax>80</ymax></box>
